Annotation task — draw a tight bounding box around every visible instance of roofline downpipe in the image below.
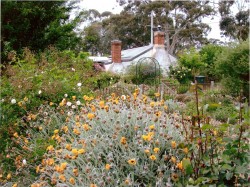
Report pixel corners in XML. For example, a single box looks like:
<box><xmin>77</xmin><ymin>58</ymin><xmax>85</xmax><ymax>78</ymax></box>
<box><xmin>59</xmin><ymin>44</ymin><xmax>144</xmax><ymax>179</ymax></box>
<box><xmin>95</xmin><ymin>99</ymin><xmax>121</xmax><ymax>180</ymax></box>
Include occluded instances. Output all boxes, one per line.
<box><xmin>151</xmin><ymin>11</ymin><xmax>153</xmax><ymax>46</ymax></box>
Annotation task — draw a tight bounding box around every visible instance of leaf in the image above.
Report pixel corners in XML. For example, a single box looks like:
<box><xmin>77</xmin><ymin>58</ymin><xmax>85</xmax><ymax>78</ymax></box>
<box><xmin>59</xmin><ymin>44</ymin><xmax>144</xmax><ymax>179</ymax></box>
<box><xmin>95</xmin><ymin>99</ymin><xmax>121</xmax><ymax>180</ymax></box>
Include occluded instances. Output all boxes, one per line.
<box><xmin>218</xmin><ymin>123</ymin><xmax>229</xmax><ymax>131</ymax></box>
<box><xmin>182</xmin><ymin>158</ymin><xmax>193</xmax><ymax>175</ymax></box>
<box><xmin>221</xmin><ymin>154</ymin><xmax>231</xmax><ymax>163</ymax></box>
<box><xmin>226</xmin><ymin>171</ymin><xmax>233</xmax><ymax>180</ymax></box>
<box><xmin>201</xmin><ymin>168</ymin><xmax>210</xmax><ymax>175</ymax></box>
<box><xmin>235</xmin><ymin>165</ymin><xmax>247</xmax><ymax>174</ymax></box>
<box><xmin>195</xmin><ymin>177</ymin><xmax>210</xmax><ymax>184</ymax></box>
<box><xmin>221</xmin><ymin>164</ymin><xmax>232</xmax><ymax>170</ymax></box>
<box><xmin>201</xmin><ymin>124</ymin><xmax>212</xmax><ymax>130</ymax></box>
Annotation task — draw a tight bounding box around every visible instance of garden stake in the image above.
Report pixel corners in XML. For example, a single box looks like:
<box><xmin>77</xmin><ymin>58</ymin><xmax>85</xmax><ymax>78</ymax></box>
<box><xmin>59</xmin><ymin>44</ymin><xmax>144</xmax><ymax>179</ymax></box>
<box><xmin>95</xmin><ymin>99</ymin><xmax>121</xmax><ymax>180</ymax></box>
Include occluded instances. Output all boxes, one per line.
<box><xmin>237</xmin><ymin>89</ymin><xmax>243</xmax><ymax>158</ymax></box>
<box><xmin>195</xmin><ymin>81</ymin><xmax>203</xmax><ymax>155</ymax></box>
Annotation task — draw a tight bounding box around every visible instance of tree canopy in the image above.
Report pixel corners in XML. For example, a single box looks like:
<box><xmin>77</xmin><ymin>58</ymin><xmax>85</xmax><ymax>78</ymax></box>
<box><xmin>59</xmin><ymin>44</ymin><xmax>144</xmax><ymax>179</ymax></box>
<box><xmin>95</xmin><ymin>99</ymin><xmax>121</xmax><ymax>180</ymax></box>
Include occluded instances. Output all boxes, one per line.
<box><xmin>83</xmin><ymin>0</ymin><xmax>214</xmax><ymax>55</ymax></box>
<box><xmin>219</xmin><ymin>0</ymin><xmax>249</xmax><ymax>41</ymax></box>
<box><xmin>1</xmin><ymin>0</ymin><xmax>80</xmax><ymax>66</ymax></box>
<box><xmin>215</xmin><ymin>40</ymin><xmax>249</xmax><ymax>98</ymax></box>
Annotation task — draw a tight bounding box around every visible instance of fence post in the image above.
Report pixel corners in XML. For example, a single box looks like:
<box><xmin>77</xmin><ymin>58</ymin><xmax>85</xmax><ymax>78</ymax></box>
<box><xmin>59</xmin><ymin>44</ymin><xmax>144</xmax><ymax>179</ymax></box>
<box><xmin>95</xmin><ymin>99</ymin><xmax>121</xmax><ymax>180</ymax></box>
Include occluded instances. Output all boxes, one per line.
<box><xmin>210</xmin><ymin>81</ymin><xmax>214</xmax><ymax>89</ymax></box>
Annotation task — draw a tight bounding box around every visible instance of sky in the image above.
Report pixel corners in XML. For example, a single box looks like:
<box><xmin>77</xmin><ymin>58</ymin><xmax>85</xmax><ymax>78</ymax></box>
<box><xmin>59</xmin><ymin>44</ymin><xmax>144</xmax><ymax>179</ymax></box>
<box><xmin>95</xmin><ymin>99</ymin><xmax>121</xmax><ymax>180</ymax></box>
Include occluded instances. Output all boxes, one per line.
<box><xmin>77</xmin><ymin>0</ymin><xmax>239</xmax><ymax>42</ymax></box>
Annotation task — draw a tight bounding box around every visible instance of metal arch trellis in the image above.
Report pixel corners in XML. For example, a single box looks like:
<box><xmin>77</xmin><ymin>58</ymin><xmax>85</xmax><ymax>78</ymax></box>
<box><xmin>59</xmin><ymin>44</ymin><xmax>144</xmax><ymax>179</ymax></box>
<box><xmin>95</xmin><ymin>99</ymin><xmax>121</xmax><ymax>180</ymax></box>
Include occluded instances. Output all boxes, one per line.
<box><xmin>135</xmin><ymin>57</ymin><xmax>161</xmax><ymax>90</ymax></box>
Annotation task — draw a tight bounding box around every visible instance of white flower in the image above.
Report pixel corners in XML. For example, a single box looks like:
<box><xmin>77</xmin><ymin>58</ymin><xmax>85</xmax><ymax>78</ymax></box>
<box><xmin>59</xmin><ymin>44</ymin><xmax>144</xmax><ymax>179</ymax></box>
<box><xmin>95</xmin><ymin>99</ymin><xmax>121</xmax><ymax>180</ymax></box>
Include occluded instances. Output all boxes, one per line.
<box><xmin>11</xmin><ymin>99</ymin><xmax>16</xmax><ymax>104</ymax></box>
<box><xmin>121</xmin><ymin>95</ymin><xmax>126</xmax><ymax>100</ymax></box>
<box><xmin>64</xmin><ymin>94</ymin><xmax>68</xmax><ymax>98</ymax></box>
<box><xmin>66</xmin><ymin>102</ymin><xmax>72</xmax><ymax>106</ymax></box>
<box><xmin>1</xmin><ymin>99</ymin><xmax>5</xmax><ymax>102</ymax></box>
<box><xmin>72</xmin><ymin>68</ymin><xmax>75</xmax><ymax>72</ymax></box>
<box><xmin>77</xmin><ymin>82</ymin><xmax>82</xmax><ymax>87</ymax></box>
<box><xmin>22</xmin><ymin>159</ymin><xmax>27</xmax><ymax>165</ymax></box>
<box><xmin>76</xmin><ymin>100</ymin><xmax>81</xmax><ymax>105</ymax></box>
<box><xmin>38</xmin><ymin>90</ymin><xmax>42</xmax><ymax>94</ymax></box>
<box><xmin>218</xmin><ymin>102</ymin><xmax>221</xmax><ymax>105</ymax></box>
<box><xmin>72</xmin><ymin>105</ymin><xmax>76</xmax><ymax>109</ymax></box>
<box><xmin>67</xmin><ymin>111</ymin><xmax>73</xmax><ymax>116</ymax></box>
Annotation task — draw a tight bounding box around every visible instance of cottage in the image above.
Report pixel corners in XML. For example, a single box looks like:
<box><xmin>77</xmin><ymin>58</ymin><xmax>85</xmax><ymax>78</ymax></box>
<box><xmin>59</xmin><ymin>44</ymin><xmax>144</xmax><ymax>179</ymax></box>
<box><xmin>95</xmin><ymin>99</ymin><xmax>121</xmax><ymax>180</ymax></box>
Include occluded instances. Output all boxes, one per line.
<box><xmin>107</xmin><ymin>31</ymin><xmax>177</xmax><ymax>75</ymax></box>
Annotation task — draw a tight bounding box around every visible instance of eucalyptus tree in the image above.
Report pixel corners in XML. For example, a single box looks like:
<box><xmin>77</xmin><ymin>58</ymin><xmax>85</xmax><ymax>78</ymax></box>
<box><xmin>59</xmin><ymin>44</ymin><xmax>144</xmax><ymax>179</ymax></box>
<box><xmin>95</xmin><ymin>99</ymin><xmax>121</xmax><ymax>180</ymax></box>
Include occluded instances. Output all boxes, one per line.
<box><xmin>219</xmin><ymin>0</ymin><xmax>249</xmax><ymax>41</ymax></box>
<box><xmin>102</xmin><ymin>0</ymin><xmax>214</xmax><ymax>55</ymax></box>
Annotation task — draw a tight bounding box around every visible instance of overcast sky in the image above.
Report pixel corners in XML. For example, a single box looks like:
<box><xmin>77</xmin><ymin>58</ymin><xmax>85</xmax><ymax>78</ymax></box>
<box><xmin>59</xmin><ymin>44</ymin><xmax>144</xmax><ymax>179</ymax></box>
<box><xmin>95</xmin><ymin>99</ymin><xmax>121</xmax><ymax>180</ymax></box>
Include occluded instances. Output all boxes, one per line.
<box><xmin>78</xmin><ymin>0</ymin><xmax>238</xmax><ymax>42</ymax></box>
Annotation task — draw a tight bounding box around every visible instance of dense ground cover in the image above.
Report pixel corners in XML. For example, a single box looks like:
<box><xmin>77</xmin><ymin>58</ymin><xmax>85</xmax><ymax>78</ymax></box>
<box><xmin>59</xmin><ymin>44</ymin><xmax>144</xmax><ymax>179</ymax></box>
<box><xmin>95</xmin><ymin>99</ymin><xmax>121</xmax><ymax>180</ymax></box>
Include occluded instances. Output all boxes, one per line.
<box><xmin>1</xmin><ymin>87</ymin><xmax>249</xmax><ymax>186</ymax></box>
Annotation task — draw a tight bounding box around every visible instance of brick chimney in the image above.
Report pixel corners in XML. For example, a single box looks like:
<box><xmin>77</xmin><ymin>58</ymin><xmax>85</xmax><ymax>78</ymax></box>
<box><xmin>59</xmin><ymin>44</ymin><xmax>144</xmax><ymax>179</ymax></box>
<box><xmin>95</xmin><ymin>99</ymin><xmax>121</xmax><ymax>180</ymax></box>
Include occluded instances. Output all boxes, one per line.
<box><xmin>154</xmin><ymin>31</ymin><xmax>165</xmax><ymax>46</ymax></box>
<box><xmin>111</xmin><ymin>40</ymin><xmax>122</xmax><ymax>63</ymax></box>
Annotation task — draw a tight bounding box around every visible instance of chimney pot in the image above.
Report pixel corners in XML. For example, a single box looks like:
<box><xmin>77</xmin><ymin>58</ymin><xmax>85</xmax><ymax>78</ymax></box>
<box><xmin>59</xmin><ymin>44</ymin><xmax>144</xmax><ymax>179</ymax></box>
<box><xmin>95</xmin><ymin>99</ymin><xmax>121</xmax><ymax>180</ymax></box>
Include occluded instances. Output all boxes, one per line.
<box><xmin>154</xmin><ymin>31</ymin><xmax>165</xmax><ymax>46</ymax></box>
<box><xmin>111</xmin><ymin>40</ymin><xmax>122</xmax><ymax>63</ymax></box>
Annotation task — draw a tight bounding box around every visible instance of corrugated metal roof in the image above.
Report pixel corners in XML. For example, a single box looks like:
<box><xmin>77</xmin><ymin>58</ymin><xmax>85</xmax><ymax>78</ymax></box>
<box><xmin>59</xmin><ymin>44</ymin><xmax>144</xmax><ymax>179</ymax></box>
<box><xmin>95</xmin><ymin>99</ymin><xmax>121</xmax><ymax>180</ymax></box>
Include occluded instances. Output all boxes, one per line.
<box><xmin>121</xmin><ymin>45</ymin><xmax>153</xmax><ymax>62</ymax></box>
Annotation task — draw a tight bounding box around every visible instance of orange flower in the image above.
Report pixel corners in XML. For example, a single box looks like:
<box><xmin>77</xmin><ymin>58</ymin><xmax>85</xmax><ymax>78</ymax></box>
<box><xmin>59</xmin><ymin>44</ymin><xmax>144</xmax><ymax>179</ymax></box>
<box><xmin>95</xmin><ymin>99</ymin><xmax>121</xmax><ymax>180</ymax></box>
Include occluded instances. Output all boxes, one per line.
<box><xmin>183</xmin><ymin>147</ymin><xmax>188</xmax><ymax>154</ymax></box>
<box><xmin>31</xmin><ymin>183</ymin><xmax>41</xmax><ymax>187</ymax></box>
<box><xmin>13</xmin><ymin>132</ymin><xmax>19</xmax><ymax>138</ymax></box>
<box><xmin>73</xmin><ymin>128</ymin><xmax>80</xmax><ymax>135</ymax></box>
<box><xmin>105</xmin><ymin>164</ymin><xmax>111</xmax><ymax>170</ymax></box>
<box><xmin>90</xmin><ymin>105</ymin><xmax>96</xmax><ymax>112</ymax></box>
<box><xmin>154</xmin><ymin>92</ymin><xmax>160</xmax><ymax>97</ymax></box>
<box><xmin>176</xmin><ymin>161</ymin><xmax>183</xmax><ymax>170</ymax></box>
<box><xmin>120</xmin><ymin>137</ymin><xmax>127</xmax><ymax>145</ymax></box>
<box><xmin>73</xmin><ymin>168</ymin><xmax>79</xmax><ymax>176</ymax></box>
<box><xmin>82</xmin><ymin>124</ymin><xmax>91</xmax><ymax>131</ymax></box>
<box><xmin>171</xmin><ymin>156</ymin><xmax>176</xmax><ymax>163</ymax></box>
<box><xmin>144</xmin><ymin>149</ymin><xmax>150</xmax><ymax>154</ymax></box>
<box><xmin>155</xmin><ymin>111</ymin><xmax>162</xmax><ymax>117</ymax></box>
<box><xmin>134</xmin><ymin>88</ymin><xmax>140</xmax><ymax>94</ymax></box>
<box><xmin>99</xmin><ymin>101</ymin><xmax>105</xmax><ymax>109</ymax></box>
<box><xmin>104</xmin><ymin>105</ymin><xmax>109</xmax><ymax>112</ymax></box>
<box><xmin>60</xmin><ymin>162</ymin><xmax>67</xmax><ymax>170</ymax></box>
<box><xmin>62</xmin><ymin>126</ymin><xmax>68</xmax><ymax>133</ymax></box>
<box><xmin>65</xmin><ymin>144</ymin><xmax>72</xmax><ymax>151</ymax></box>
<box><xmin>149</xmin><ymin>155</ymin><xmax>157</xmax><ymax>161</ymax></box>
<box><xmin>78</xmin><ymin>149</ymin><xmax>85</xmax><ymax>154</ymax></box>
<box><xmin>149</xmin><ymin>125</ymin><xmax>155</xmax><ymax>130</ymax></box>
<box><xmin>36</xmin><ymin>165</ymin><xmax>40</xmax><ymax>173</ymax></box>
<box><xmin>59</xmin><ymin>174</ymin><xmax>66</xmax><ymax>182</ymax></box>
<box><xmin>71</xmin><ymin>149</ymin><xmax>78</xmax><ymax>156</ymax></box>
<box><xmin>171</xmin><ymin>141</ymin><xmax>176</xmax><ymax>149</ymax></box>
<box><xmin>128</xmin><ymin>159</ymin><xmax>136</xmax><ymax>165</ymax></box>
<box><xmin>54</xmin><ymin>129</ymin><xmax>59</xmax><ymax>134</ymax></box>
<box><xmin>171</xmin><ymin>173</ymin><xmax>179</xmax><ymax>182</ymax></box>
<box><xmin>87</xmin><ymin>113</ymin><xmax>95</xmax><ymax>120</ymax></box>
<box><xmin>90</xmin><ymin>184</ymin><xmax>97</xmax><ymax>187</ymax></box>
<box><xmin>69</xmin><ymin>177</ymin><xmax>75</xmax><ymax>184</ymax></box>
<box><xmin>7</xmin><ymin>173</ymin><xmax>11</xmax><ymax>180</ymax></box>
<box><xmin>124</xmin><ymin>179</ymin><xmax>130</xmax><ymax>185</ymax></box>
<box><xmin>150</xmin><ymin>102</ymin><xmax>155</xmax><ymax>107</ymax></box>
<box><xmin>153</xmin><ymin>147</ymin><xmax>160</xmax><ymax>153</ymax></box>
<box><xmin>213</xmin><ymin>130</ymin><xmax>217</xmax><ymax>136</ymax></box>
<box><xmin>46</xmin><ymin>158</ymin><xmax>54</xmax><ymax>166</ymax></box>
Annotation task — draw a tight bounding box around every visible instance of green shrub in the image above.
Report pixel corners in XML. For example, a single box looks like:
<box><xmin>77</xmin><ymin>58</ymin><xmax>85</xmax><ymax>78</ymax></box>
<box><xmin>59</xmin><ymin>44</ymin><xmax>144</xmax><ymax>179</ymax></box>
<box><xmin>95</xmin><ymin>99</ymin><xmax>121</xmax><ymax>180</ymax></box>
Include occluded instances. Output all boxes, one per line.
<box><xmin>177</xmin><ymin>84</ymin><xmax>189</xmax><ymax>94</ymax></box>
<box><xmin>207</xmin><ymin>103</ymin><xmax>220</xmax><ymax>112</ymax></box>
<box><xmin>213</xmin><ymin>105</ymin><xmax>238</xmax><ymax>123</ymax></box>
